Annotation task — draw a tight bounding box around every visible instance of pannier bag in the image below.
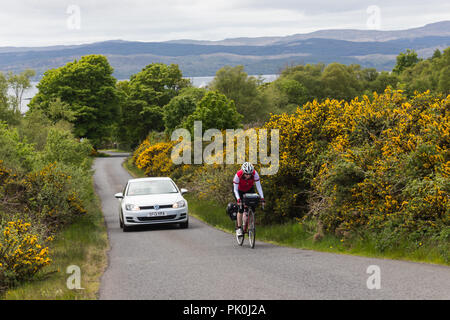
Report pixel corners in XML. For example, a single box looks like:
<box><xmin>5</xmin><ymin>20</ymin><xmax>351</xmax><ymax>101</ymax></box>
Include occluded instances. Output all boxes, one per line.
<box><xmin>243</xmin><ymin>193</ymin><xmax>260</xmax><ymax>207</ymax></box>
<box><xmin>226</xmin><ymin>202</ymin><xmax>239</xmax><ymax>221</ymax></box>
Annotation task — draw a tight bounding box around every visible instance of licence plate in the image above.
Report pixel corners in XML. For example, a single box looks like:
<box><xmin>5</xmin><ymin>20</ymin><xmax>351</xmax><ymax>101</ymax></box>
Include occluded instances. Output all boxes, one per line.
<box><xmin>148</xmin><ymin>211</ymin><xmax>166</xmax><ymax>217</ymax></box>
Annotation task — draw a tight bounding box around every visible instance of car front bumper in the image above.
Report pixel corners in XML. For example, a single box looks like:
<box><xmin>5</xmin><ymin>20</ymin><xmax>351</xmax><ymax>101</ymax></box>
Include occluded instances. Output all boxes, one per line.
<box><xmin>123</xmin><ymin>208</ymin><xmax>188</xmax><ymax>226</ymax></box>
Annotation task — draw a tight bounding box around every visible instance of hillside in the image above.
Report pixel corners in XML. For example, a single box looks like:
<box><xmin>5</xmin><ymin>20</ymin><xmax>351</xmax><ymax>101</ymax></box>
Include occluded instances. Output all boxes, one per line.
<box><xmin>0</xmin><ymin>21</ymin><xmax>449</xmax><ymax>78</ymax></box>
<box><xmin>168</xmin><ymin>21</ymin><xmax>450</xmax><ymax>45</ymax></box>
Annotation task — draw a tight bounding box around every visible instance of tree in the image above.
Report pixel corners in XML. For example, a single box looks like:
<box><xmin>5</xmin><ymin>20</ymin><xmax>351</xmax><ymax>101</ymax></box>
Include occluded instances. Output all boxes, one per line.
<box><xmin>29</xmin><ymin>55</ymin><xmax>119</xmax><ymax>148</ymax></box>
<box><xmin>431</xmin><ymin>49</ymin><xmax>442</xmax><ymax>60</ymax></box>
<box><xmin>210</xmin><ymin>65</ymin><xmax>269</xmax><ymax>122</ymax></box>
<box><xmin>321</xmin><ymin>63</ymin><xmax>360</xmax><ymax>100</ymax></box>
<box><xmin>182</xmin><ymin>91</ymin><xmax>243</xmax><ymax>135</ymax></box>
<box><xmin>118</xmin><ymin>63</ymin><xmax>190</xmax><ymax>148</ymax></box>
<box><xmin>367</xmin><ymin>71</ymin><xmax>399</xmax><ymax>93</ymax></box>
<box><xmin>260</xmin><ymin>81</ymin><xmax>290</xmax><ymax>115</ymax></box>
<box><xmin>281</xmin><ymin>63</ymin><xmax>324</xmax><ymax>101</ymax></box>
<box><xmin>0</xmin><ymin>122</ymin><xmax>35</xmax><ymax>172</ymax></box>
<box><xmin>0</xmin><ymin>72</ymin><xmax>14</xmax><ymax>124</ymax></box>
<box><xmin>163</xmin><ymin>87</ymin><xmax>206</xmax><ymax>135</ymax></box>
<box><xmin>41</xmin><ymin>127</ymin><xmax>92</xmax><ymax>169</ymax></box>
<box><xmin>438</xmin><ymin>66</ymin><xmax>450</xmax><ymax>94</ymax></box>
<box><xmin>272</xmin><ymin>78</ymin><xmax>308</xmax><ymax>113</ymax></box>
<box><xmin>7</xmin><ymin>69</ymin><xmax>35</xmax><ymax>114</ymax></box>
<box><xmin>0</xmin><ymin>71</ymin><xmax>27</xmax><ymax>125</ymax></box>
<box><xmin>392</xmin><ymin>49</ymin><xmax>421</xmax><ymax>74</ymax></box>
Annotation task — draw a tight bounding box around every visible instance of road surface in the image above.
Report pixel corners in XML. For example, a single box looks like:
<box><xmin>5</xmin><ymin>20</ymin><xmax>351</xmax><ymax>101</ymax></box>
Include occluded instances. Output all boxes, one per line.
<box><xmin>94</xmin><ymin>154</ymin><xmax>450</xmax><ymax>299</ymax></box>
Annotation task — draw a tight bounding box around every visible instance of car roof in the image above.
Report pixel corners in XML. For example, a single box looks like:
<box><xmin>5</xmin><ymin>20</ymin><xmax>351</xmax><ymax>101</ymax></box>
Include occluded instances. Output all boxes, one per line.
<box><xmin>127</xmin><ymin>177</ymin><xmax>173</xmax><ymax>183</ymax></box>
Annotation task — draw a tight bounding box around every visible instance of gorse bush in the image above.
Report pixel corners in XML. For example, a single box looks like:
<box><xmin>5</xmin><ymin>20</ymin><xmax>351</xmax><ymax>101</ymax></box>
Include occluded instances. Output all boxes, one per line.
<box><xmin>132</xmin><ymin>89</ymin><xmax>449</xmax><ymax>260</ymax></box>
<box><xmin>134</xmin><ymin>140</ymin><xmax>177</xmax><ymax>177</ymax></box>
<box><xmin>0</xmin><ymin>220</ymin><xmax>52</xmax><ymax>289</ymax></box>
<box><xmin>26</xmin><ymin>163</ymin><xmax>87</xmax><ymax>231</ymax></box>
<box><xmin>0</xmin><ymin>120</ymin><xmax>93</xmax><ymax>293</ymax></box>
<box><xmin>263</xmin><ymin>89</ymin><xmax>449</xmax><ymax>256</ymax></box>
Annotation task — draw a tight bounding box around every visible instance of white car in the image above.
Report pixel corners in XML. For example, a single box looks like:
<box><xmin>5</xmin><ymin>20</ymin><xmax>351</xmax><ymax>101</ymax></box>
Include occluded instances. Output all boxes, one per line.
<box><xmin>114</xmin><ymin>177</ymin><xmax>189</xmax><ymax>231</ymax></box>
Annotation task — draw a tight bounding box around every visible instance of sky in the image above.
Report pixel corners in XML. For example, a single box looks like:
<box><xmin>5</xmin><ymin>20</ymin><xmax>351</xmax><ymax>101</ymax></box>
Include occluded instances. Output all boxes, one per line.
<box><xmin>1</xmin><ymin>0</ymin><xmax>449</xmax><ymax>47</ymax></box>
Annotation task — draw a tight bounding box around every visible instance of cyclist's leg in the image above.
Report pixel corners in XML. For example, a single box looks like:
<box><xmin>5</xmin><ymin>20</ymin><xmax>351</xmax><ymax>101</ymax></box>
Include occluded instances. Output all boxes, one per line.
<box><xmin>232</xmin><ymin>187</ymin><xmax>244</xmax><ymax>233</ymax></box>
<box><xmin>240</xmin><ymin>188</ymin><xmax>254</xmax><ymax>231</ymax></box>
<box><xmin>237</xmin><ymin>189</ymin><xmax>246</xmax><ymax>230</ymax></box>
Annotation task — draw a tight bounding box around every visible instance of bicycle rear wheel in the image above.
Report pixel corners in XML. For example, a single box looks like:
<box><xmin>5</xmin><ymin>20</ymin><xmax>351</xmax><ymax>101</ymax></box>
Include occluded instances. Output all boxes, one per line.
<box><xmin>248</xmin><ymin>209</ymin><xmax>255</xmax><ymax>248</ymax></box>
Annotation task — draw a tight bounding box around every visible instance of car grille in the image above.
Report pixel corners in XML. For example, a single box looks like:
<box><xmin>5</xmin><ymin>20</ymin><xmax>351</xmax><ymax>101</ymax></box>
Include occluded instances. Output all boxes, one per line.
<box><xmin>137</xmin><ymin>215</ymin><xmax>177</xmax><ymax>221</ymax></box>
<box><xmin>139</xmin><ymin>205</ymin><xmax>173</xmax><ymax>210</ymax></box>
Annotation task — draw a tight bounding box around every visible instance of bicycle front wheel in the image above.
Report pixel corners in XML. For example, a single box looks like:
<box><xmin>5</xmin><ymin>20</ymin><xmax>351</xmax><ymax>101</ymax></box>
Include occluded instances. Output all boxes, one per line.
<box><xmin>248</xmin><ymin>209</ymin><xmax>256</xmax><ymax>248</ymax></box>
<box><xmin>236</xmin><ymin>222</ymin><xmax>244</xmax><ymax>246</ymax></box>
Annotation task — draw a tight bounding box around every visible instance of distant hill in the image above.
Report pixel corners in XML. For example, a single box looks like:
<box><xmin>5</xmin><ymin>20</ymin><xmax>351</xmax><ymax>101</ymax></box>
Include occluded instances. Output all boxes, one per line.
<box><xmin>1</xmin><ymin>21</ymin><xmax>449</xmax><ymax>79</ymax></box>
<box><xmin>167</xmin><ymin>21</ymin><xmax>450</xmax><ymax>45</ymax></box>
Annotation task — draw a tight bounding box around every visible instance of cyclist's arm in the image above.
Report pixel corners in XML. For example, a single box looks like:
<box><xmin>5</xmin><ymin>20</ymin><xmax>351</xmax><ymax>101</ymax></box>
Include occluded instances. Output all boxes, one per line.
<box><xmin>254</xmin><ymin>171</ymin><xmax>264</xmax><ymax>199</ymax></box>
<box><xmin>233</xmin><ymin>174</ymin><xmax>240</xmax><ymax>200</ymax></box>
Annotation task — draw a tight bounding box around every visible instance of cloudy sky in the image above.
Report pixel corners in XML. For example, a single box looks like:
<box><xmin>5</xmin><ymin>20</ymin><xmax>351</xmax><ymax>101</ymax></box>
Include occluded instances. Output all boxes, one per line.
<box><xmin>1</xmin><ymin>0</ymin><xmax>449</xmax><ymax>47</ymax></box>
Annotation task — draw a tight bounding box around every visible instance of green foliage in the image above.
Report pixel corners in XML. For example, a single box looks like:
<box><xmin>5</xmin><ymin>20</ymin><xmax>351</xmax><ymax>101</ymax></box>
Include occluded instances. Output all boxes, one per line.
<box><xmin>280</xmin><ymin>63</ymin><xmax>325</xmax><ymax>101</ymax></box>
<box><xmin>210</xmin><ymin>65</ymin><xmax>270</xmax><ymax>122</ymax></box>
<box><xmin>431</xmin><ymin>49</ymin><xmax>442</xmax><ymax>60</ymax></box>
<box><xmin>45</xmin><ymin>98</ymin><xmax>77</xmax><ymax>124</ymax></box>
<box><xmin>321</xmin><ymin>63</ymin><xmax>361</xmax><ymax>101</ymax></box>
<box><xmin>116</xmin><ymin>63</ymin><xmax>190</xmax><ymax>148</ymax></box>
<box><xmin>261</xmin><ymin>61</ymin><xmax>400</xmax><ymax>115</ymax></box>
<box><xmin>163</xmin><ymin>87</ymin><xmax>206</xmax><ymax>135</ymax></box>
<box><xmin>367</xmin><ymin>71</ymin><xmax>399</xmax><ymax>94</ymax></box>
<box><xmin>273</xmin><ymin>78</ymin><xmax>308</xmax><ymax>112</ymax></box>
<box><xmin>0</xmin><ymin>123</ymin><xmax>35</xmax><ymax>172</ymax></box>
<box><xmin>0</xmin><ymin>108</ymin><xmax>95</xmax><ymax>292</ymax></box>
<box><xmin>40</xmin><ymin>128</ymin><xmax>92</xmax><ymax>170</ymax></box>
<box><xmin>398</xmin><ymin>47</ymin><xmax>450</xmax><ymax>96</ymax></box>
<box><xmin>182</xmin><ymin>91</ymin><xmax>243</xmax><ymax>134</ymax></box>
<box><xmin>7</xmin><ymin>69</ymin><xmax>35</xmax><ymax>114</ymax></box>
<box><xmin>29</xmin><ymin>55</ymin><xmax>119</xmax><ymax>148</ymax></box>
<box><xmin>0</xmin><ymin>73</ymin><xmax>21</xmax><ymax>126</ymax></box>
<box><xmin>0</xmin><ymin>220</ymin><xmax>52</xmax><ymax>288</ymax></box>
<box><xmin>393</xmin><ymin>49</ymin><xmax>421</xmax><ymax>74</ymax></box>
<box><xmin>438</xmin><ymin>65</ymin><xmax>450</xmax><ymax>94</ymax></box>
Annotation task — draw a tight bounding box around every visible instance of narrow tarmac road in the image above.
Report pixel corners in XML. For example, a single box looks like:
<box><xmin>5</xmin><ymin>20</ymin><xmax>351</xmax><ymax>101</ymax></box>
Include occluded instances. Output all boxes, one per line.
<box><xmin>94</xmin><ymin>155</ymin><xmax>450</xmax><ymax>300</ymax></box>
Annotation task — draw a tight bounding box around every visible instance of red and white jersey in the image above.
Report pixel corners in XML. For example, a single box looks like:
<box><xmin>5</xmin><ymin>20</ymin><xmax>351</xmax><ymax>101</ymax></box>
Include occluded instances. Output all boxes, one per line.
<box><xmin>233</xmin><ymin>169</ymin><xmax>264</xmax><ymax>200</ymax></box>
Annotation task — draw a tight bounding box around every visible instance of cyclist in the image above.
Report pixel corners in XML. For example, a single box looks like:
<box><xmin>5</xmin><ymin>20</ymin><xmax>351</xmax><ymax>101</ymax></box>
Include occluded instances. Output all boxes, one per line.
<box><xmin>233</xmin><ymin>162</ymin><xmax>265</xmax><ymax>237</ymax></box>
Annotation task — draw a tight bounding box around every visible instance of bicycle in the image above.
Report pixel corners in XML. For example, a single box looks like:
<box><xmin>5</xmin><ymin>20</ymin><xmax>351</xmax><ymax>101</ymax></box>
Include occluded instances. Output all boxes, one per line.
<box><xmin>235</xmin><ymin>193</ymin><xmax>261</xmax><ymax>248</ymax></box>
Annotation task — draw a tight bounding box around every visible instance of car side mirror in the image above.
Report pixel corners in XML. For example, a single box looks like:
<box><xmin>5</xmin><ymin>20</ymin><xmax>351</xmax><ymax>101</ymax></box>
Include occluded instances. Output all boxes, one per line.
<box><xmin>114</xmin><ymin>192</ymin><xmax>124</xmax><ymax>199</ymax></box>
<box><xmin>180</xmin><ymin>188</ymin><xmax>188</xmax><ymax>195</ymax></box>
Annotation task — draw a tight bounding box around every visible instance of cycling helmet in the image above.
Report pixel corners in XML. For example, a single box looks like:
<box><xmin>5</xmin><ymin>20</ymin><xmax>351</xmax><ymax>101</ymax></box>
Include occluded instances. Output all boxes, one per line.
<box><xmin>241</xmin><ymin>162</ymin><xmax>254</xmax><ymax>174</ymax></box>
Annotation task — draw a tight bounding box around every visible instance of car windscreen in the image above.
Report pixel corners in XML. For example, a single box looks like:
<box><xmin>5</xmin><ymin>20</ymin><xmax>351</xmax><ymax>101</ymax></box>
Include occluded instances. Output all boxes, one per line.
<box><xmin>127</xmin><ymin>180</ymin><xmax>178</xmax><ymax>196</ymax></box>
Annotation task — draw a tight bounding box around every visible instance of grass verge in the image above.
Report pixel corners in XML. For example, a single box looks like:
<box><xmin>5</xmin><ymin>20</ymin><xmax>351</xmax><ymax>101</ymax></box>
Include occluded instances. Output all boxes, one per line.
<box><xmin>123</xmin><ymin>157</ymin><xmax>449</xmax><ymax>266</ymax></box>
<box><xmin>3</xmin><ymin>175</ymin><xmax>109</xmax><ymax>300</ymax></box>
<box><xmin>185</xmin><ymin>195</ymin><xmax>448</xmax><ymax>265</ymax></box>
<box><xmin>123</xmin><ymin>157</ymin><xmax>145</xmax><ymax>178</ymax></box>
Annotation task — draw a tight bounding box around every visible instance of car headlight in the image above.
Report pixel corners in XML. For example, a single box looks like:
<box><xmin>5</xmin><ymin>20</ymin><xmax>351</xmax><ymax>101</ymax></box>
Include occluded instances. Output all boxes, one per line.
<box><xmin>125</xmin><ymin>204</ymin><xmax>140</xmax><ymax>211</ymax></box>
<box><xmin>173</xmin><ymin>200</ymin><xmax>186</xmax><ymax>208</ymax></box>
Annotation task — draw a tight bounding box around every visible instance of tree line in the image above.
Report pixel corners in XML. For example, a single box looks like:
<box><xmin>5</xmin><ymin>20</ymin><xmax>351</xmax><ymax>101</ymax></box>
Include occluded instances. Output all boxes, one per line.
<box><xmin>0</xmin><ymin>47</ymin><xmax>449</xmax><ymax>150</ymax></box>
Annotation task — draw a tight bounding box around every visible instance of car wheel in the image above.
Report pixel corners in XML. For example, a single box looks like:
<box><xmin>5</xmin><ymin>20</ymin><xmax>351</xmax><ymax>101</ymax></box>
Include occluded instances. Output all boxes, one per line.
<box><xmin>180</xmin><ymin>219</ymin><xmax>189</xmax><ymax>229</ymax></box>
<box><xmin>123</xmin><ymin>223</ymin><xmax>131</xmax><ymax>232</ymax></box>
<box><xmin>122</xmin><ymin>214</ymin><xmax>131</xmax><ymax>232</ymax></box>
<box><xmin>119</xmin><ymin>213</ymin><xmax>124</xmax><ymax>229</ymax></box>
